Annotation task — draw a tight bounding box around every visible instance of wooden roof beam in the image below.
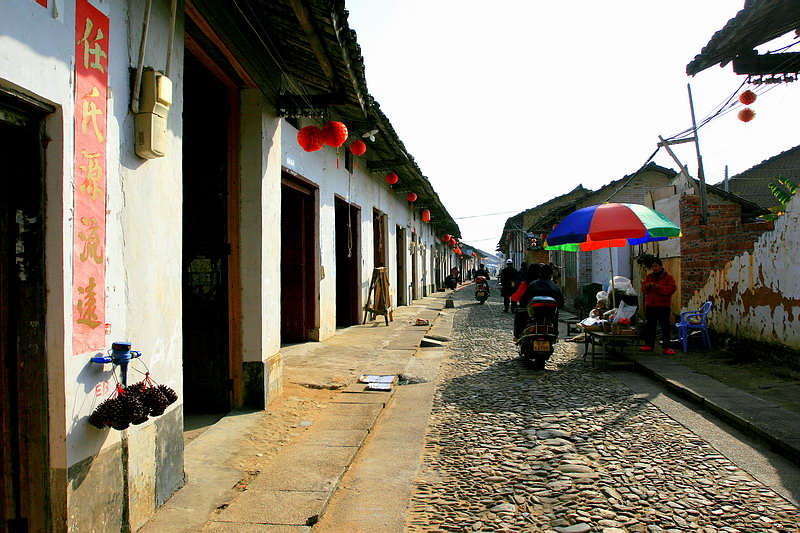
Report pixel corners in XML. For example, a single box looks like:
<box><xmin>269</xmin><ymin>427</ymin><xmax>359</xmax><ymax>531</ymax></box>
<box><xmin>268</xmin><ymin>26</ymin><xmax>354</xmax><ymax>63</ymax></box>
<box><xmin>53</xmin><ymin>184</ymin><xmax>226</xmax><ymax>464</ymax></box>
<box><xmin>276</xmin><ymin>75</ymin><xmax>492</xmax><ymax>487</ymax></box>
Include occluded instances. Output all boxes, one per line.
<box><xmin>289</xmin><ymin>0</ymin><xmax>338</xmax><ymax>87</ymax></box>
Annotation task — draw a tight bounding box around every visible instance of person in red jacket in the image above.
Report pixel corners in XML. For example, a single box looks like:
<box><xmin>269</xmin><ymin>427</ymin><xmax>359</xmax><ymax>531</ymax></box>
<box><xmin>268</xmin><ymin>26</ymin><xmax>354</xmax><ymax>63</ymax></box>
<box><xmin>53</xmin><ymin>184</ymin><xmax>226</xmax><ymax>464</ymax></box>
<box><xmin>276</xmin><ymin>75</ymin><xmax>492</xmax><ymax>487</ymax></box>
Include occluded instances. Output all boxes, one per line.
<box><xmin>639</xmin><ymin>257</ymin><xmax>677</xmax><ymax>355</ymax></box>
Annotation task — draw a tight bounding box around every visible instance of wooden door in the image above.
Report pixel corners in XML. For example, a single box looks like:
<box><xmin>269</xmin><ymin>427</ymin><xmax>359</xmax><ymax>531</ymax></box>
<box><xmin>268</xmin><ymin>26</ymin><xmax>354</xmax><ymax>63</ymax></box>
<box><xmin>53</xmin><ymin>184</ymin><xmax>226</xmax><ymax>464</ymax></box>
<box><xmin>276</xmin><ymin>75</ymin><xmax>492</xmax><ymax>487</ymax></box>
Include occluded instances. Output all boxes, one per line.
<box><xmin>0</xmin><ymin>100</ymin><xmax>50</xmax><ymax>533</ymax></box>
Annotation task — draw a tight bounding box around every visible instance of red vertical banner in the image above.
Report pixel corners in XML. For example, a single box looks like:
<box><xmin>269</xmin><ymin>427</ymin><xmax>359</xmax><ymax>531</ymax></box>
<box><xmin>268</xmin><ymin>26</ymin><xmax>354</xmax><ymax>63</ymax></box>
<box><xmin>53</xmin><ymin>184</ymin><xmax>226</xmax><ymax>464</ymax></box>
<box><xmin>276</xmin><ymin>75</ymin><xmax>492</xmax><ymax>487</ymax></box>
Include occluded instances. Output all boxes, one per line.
<box><xmin>73</xmin><ymin>0</ymin><xmax>109</xmax><ymax>355</ymax></box>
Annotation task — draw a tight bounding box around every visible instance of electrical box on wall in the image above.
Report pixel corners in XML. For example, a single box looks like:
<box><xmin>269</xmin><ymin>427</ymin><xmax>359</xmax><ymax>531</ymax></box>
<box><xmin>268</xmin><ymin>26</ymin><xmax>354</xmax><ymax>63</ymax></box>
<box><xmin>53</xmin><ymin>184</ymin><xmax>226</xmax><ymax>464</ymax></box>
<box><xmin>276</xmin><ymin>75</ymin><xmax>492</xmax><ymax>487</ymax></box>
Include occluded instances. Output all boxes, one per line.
<box><xmin>134</xmin><ymin>69</ymin><xmax>172</xmax><ymax>159</ymax></box>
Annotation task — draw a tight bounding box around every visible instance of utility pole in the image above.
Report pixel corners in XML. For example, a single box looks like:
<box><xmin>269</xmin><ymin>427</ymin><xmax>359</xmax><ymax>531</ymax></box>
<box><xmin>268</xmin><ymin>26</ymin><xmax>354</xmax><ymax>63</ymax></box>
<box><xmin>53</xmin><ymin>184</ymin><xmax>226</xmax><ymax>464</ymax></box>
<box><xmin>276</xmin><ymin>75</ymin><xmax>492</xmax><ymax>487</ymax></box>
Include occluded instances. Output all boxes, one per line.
<box><xmin>657</xmin><ymin>135</ymin><xmax>691</xmax><ymax>181</ymax></box>
<box><xmin>687</xmin><ymin>83</ymin><xmax>709</xmax><ymax>224</ymax></box>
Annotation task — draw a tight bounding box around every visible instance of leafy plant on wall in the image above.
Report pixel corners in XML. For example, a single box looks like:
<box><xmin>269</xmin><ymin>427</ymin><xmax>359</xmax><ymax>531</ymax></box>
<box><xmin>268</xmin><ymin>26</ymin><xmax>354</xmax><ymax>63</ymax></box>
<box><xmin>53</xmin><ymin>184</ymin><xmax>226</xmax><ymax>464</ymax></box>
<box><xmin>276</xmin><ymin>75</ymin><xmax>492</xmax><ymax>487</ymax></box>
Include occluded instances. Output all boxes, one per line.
<box><xmin>765</xmin><ymin>177</ymin><xmax>798</xmax><ymax>220</ymax></box>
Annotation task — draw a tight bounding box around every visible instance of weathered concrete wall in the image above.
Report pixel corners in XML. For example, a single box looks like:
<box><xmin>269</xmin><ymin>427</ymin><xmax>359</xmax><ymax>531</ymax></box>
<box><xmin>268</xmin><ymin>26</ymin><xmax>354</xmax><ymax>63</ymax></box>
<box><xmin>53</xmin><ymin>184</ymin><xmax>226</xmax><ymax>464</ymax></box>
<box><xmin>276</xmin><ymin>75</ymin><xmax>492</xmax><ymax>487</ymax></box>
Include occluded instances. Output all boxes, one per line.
<box><xmin>3</xmin><ymin>1</ymin><xmax>187</xmax><ymax>529</ymax></box>
<box><xmin>688</xmin><ymin>194</ymin><xmax>800</xmax><ymax>351</ymax></box>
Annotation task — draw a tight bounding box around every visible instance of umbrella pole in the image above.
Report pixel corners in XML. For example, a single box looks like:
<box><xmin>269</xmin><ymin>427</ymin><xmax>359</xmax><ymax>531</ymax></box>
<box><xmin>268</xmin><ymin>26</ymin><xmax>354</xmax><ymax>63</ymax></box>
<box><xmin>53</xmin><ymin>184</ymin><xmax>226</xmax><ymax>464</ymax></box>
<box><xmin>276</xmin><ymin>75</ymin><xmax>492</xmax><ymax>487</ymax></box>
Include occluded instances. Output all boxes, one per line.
<box><xmin>609</xmin><ymin>247</ymin><xmax>616</xmax><ymax>309</ymax></box>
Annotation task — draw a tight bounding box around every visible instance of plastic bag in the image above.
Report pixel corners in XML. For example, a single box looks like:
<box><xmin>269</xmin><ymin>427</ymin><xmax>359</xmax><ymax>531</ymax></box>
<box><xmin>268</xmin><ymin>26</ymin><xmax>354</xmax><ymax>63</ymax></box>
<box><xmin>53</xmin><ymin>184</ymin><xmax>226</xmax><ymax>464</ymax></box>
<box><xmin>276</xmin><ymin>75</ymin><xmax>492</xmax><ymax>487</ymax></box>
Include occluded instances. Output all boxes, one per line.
<box><xmin>612</xmin><ymin>301</ymin><xmax>637</xmax><ymax>325</ymax></box>
<box><xmin>608</xmin><ymin>276</ymin><xmax>632</xmax><ymax>293</ymax></box>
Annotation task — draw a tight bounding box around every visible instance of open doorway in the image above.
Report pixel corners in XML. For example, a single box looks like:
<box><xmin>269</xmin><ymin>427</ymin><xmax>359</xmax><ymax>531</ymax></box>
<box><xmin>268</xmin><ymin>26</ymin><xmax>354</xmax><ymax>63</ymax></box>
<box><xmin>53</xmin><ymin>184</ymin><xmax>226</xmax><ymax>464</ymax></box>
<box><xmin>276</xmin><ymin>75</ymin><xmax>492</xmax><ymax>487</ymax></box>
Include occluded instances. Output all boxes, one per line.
<box><xmin>281</xmin><ymin>173</ymin><xmax>319</xmax><ymax>342</ymax></box>
<box><xmin>335</xmin><ymin>196</ymin><xmax>361</xmax><ymax>327</ymax></box>
<box><xmin>0</xmin><ymin>96</ymin><xmax>51</xmax><ymax>531</ymax></box>
<box><xmin>395</xmin><ymin>225</ymin><xmax>406</xmax><ymax>306</ymax></box>
<box><xmin>182</xmin><ymin>50</ymin><xmax>239</xmax><ymax>428</ymax></box>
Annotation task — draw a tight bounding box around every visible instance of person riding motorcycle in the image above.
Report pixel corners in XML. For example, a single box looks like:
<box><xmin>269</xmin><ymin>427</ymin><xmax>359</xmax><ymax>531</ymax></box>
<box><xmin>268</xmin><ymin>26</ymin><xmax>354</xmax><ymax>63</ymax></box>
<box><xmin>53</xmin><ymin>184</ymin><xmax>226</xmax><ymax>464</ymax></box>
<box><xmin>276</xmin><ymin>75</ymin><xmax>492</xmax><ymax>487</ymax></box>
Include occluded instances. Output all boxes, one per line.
<box><xmin>474</xmin><ymin>264</ymin><xmax>491</xmax><ymax>281</ymax></box>
<box><xmin>520</xmin><ymin>263</ymin><xmax>563</xmax><ymax>328</ymax></box>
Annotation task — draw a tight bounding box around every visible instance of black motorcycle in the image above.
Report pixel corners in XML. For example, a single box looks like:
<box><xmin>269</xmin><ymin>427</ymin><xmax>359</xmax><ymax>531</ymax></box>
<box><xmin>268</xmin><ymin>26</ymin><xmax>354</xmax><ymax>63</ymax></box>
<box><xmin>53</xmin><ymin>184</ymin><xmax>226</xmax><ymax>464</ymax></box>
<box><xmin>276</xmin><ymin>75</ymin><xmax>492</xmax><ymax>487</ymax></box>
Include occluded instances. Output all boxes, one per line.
<box><xmin>474</xmin><ymin>276</ymin><xmax>490</xmax><ymax>304</ymax></box>
<box><xmin>514</xmin><ymin>296</ymin><xmax>558</xmax><ymax>369</ymax></box>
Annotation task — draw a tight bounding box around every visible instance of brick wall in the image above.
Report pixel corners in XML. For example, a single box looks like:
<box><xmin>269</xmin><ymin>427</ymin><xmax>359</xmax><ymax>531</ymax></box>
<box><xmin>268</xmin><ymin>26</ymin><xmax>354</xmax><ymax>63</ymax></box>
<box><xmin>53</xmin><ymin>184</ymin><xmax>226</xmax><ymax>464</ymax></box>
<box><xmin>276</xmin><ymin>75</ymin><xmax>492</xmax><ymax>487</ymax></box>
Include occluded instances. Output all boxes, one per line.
<box><xmin>679</xmin><ymin>195</ymin><xmax>774</xmax><ymax>306</ymax></box>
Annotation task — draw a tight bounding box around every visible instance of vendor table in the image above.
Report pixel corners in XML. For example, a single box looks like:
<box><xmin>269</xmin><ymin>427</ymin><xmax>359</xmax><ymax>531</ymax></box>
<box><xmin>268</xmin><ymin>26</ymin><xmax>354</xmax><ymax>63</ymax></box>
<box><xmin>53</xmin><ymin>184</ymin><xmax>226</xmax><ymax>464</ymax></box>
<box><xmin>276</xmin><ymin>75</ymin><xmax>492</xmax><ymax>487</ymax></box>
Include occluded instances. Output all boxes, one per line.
<box><xmin>586</xmin><ymin>331</ymin><xmax>638</xmax><ymax>367</ymax></box>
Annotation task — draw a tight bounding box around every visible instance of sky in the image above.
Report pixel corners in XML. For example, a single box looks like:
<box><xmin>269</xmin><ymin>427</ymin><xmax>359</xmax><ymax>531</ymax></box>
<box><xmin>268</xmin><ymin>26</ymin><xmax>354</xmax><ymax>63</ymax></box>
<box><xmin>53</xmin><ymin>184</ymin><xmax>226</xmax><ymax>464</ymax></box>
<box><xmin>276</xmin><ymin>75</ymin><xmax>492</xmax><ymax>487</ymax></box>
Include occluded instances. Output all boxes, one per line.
<box><xmin>343</xmin><ymin>1</ymin><xmax>800</xmax><ymax>255</ymax></box>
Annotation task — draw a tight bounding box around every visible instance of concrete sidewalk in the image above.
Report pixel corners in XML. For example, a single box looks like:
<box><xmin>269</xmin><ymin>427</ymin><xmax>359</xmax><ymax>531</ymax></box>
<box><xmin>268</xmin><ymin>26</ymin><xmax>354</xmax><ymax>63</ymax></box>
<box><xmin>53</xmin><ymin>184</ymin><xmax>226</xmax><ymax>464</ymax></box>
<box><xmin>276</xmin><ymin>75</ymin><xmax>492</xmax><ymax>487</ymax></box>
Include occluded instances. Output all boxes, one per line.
<box><xmin>631</xmin><ymin>352</ymin><xmax>800</xmax><ymax>465</ymax></box>
<box><xmin>141</xmin><ymin>289</ymin><xmax>457</xmax><ymax>533</ymax></box>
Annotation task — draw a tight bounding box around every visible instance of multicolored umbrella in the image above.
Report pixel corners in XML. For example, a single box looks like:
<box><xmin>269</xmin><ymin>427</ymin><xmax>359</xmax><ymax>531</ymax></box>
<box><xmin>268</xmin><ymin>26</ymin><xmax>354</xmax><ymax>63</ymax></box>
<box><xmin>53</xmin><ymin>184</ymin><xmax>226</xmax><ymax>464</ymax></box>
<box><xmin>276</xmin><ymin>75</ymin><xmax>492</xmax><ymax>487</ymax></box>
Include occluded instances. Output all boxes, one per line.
<box><xmin>545</xmin><ymin>203</ymin><xmax>680</xmax><ymax>251</ymax></box>
<box><xmin>544</xmin><ymin>203</ymin><xmax>681</xmax><ymax>306</ymax></box>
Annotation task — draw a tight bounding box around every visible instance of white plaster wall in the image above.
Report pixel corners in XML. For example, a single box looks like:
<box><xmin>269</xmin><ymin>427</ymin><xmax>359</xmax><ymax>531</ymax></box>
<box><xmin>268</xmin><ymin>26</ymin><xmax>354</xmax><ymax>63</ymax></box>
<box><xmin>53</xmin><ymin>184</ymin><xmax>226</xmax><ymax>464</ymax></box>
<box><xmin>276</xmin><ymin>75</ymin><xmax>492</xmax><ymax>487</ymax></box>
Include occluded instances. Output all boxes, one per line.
<box><xmin>283</xmin><ymin>120</ymin><xmax>435</xmax><ymax>339</ymax></box>
<box><xmin>240</xmin><ymin>90</ymin><xmax>282</xmax><ymax>364</ymax></box>
<box><xmin>2</xmin><ymin>0</ymin><xmax>185</xmax><ymax>467</ymax></box>
<box><xmin>590</xmin><ymin>247</ymin><xmax>632</xmax><ymax>290</ymax></box>
<box><xmin>688</xmin><ymin>194</ymin><xmax>800</xmax><ymax>349</ymax></box>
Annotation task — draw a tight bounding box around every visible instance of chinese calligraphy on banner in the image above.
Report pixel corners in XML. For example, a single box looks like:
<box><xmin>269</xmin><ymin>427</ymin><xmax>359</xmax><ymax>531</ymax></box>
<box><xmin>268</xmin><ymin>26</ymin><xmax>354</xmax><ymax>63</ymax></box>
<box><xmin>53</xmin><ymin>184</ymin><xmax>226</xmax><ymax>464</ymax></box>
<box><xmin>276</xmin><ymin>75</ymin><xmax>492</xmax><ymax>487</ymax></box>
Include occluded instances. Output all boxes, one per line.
<box><xmin>73</xmin><ymin>0</ymin><xmax>108</xmax><ymax>355</ymax></box>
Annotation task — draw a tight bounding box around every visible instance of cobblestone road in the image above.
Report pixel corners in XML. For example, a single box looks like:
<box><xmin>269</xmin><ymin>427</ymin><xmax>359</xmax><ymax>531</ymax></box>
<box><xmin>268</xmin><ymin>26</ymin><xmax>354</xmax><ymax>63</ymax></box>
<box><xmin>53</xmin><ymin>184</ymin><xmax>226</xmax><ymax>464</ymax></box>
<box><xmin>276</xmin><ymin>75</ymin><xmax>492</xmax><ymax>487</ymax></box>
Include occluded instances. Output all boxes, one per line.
<box><xmin>405</xmin><ymin>285</ymin><xmax>799</xmax><ymax>533</ymax></box>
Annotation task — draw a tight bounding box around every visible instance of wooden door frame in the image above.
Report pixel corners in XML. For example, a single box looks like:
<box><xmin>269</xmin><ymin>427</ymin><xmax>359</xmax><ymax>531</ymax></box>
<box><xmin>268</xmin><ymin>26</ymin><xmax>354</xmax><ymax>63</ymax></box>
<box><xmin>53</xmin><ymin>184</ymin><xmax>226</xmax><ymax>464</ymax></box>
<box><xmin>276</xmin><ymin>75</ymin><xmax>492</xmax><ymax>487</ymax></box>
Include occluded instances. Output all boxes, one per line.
<box><xmin>283</xmin><ymin>170</ymin><xmax>320</xmax><ymax>339</ymax></box>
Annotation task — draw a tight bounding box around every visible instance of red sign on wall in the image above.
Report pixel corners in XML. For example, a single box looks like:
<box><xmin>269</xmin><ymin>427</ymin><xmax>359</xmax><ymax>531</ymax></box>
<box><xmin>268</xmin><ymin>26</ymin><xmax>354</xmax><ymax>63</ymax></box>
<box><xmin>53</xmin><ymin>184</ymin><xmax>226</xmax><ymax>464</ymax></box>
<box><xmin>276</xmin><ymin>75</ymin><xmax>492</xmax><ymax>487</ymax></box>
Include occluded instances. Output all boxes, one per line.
<box><xmin>35</xmin><ymin>0</ymin><xmax>48</xmax><ymax>7</ymax></box>
<box><xmin>72</xmin><ymin>0</ymin><xmax>108</xmax><ymax>355</ymax></box>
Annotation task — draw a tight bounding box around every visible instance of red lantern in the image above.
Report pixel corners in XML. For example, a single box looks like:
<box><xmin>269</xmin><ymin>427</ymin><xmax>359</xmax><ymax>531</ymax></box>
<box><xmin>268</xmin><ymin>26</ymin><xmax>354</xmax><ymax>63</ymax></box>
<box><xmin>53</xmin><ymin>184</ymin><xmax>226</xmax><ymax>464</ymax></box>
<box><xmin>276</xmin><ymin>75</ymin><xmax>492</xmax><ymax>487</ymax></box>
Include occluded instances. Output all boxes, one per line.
<box><xmin>321</xmin><ymin>121</ymin><xmax>348</xmax><ymax>147</ymax></box>
<box><xmin>449</xmin><ymin>238</ymin><xmax>457</xmax><ymax>246</ymax></box>
<box><xmin>540</xmin><ymin>233</ymin><xmax>547</xmax><ymax>241</ymax></box>
<box><xmin>471</xmin><ymin>251</ymin><xmax>477</xmax><ymax>257</ymax></box>
<box><xmin>407</xmin><ymin>192</ymin><xmax>417</xmax><ymax>203</ymax></box>
<box><xmin>739</xmin><ymin>90</ymin><xmax>757</xmax><ymax>105</ymax></box>
<box><xmin>441</xmin><ymin>234</ymin><xmax>451</xmax><ymax>242</ymax></box>
<box><xmin>297</xmin><ymin>125</ymin><xmax>323</xmax><ymax>152</ymax></box>
<box><xmin>385</xmin><ymin>172</ymin><xmax>399</xmax><ymax>185</ymax></box>
<box><xmin>455</xmin><ymin>248</ymin><xmax>462</xmax><ymax>255</ymax></box>
<box><xmin>738</xmin><ymin>108</ymin><xmax>756</xmax><ymax>122</ymax></box>
<box><xmin>349</xmin><ymin>139</ymin><xmax>367</xmax><ymax>156</ymax></box>
<box><xmin>422</xmin><ymin>209</ymin><xmax>431</xmax><ymax>222</ymax></box>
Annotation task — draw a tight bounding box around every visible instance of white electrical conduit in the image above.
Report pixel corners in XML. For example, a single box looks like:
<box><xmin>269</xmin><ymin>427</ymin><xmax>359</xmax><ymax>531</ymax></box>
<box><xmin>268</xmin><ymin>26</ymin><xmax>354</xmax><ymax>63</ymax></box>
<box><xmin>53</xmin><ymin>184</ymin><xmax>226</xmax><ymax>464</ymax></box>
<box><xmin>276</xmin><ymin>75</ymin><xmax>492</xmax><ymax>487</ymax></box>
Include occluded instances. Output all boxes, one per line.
<box><xmin>165</xmin><ymin>0</ymin><xmax>177</xmax><ymax>78</ymax></box>
<box><xmin>130</xmin><ymin>0</ymin><xmax>153</xmax><ymax>114</ymax></box>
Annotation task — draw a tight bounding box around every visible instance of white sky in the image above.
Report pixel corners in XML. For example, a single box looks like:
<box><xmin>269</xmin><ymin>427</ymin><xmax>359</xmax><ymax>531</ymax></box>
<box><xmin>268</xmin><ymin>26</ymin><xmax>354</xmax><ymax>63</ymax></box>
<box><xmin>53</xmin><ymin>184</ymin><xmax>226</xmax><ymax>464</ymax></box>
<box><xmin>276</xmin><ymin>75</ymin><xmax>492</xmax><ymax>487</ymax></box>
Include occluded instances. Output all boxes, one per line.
<box><xmin>344</xmin><ymin>1</ymin><xmax>800</xmax><ymax>254</ymax></box>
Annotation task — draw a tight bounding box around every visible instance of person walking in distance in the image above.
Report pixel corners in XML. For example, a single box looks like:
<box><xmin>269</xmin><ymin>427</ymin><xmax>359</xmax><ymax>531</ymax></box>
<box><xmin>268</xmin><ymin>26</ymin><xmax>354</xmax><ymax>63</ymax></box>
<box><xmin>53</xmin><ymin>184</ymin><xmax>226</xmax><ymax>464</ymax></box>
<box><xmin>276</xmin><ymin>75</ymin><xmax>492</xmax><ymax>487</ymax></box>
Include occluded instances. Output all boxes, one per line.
<box><xmin>639</xmin><ymin>257</ymin><xmax>677</xmax><ymax>355</ymax></box>
<box><xmin>499</xmin><ymin>259</ymin><xmax>518</xmax><ymax>312</ymax></box>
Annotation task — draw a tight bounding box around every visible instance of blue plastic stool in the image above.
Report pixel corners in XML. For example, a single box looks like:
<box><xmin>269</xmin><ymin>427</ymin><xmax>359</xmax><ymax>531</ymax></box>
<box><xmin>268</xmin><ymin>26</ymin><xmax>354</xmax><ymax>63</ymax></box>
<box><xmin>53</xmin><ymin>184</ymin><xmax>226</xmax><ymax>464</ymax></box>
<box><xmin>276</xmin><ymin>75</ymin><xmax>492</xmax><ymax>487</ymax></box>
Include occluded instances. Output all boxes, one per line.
<box><xmin>676</xmin><ymin>301</ymin><xmax>713</xmax><ymax>353</ymax></box>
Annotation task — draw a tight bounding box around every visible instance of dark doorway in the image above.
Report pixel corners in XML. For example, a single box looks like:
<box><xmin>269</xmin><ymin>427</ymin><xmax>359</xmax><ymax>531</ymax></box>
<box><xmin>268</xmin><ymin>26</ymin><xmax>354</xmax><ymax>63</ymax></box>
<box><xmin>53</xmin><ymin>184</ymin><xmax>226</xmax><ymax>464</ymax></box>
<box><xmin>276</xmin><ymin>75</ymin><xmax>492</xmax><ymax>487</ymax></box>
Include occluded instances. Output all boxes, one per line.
<box><xmin>0</xmin><ymin>98</ymin><xmax>51</xmax><ymax>532</ymax></box>
<box><xmin>411</xmin><ymin>233</ymin><xmax>419</xmax><ymax>301</ymax></box>
<box><xmin>335</xmin><ymin>197</ymin><xmax>361</xmax><ymax>327</ymax></box>
<box><xmin>281</xmin><ymin>175</ymin><xmax>319</xmax><ymax>341</ymax></box>
<box><xmin>395</xmin><ymin>226</ymin><xmax>406</xmax><ymax>306</ymax></box>
<box><xmin>182</xmin><ymin>51</ymin><xmax>232</xmax><ymax>414</ymax></box>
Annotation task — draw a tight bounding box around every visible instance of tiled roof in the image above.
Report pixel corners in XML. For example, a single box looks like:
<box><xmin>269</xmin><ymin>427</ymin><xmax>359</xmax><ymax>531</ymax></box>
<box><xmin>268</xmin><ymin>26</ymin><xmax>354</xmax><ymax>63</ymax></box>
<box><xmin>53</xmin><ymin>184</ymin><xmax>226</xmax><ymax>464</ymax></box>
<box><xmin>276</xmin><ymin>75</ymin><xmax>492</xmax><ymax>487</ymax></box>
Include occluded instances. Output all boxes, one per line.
<box><xmin>497</xmin><ymin>185</ymin><xmax>590</xmax><ymax>250</ymax></box>
<box><xmin>526</xmin><ymin>163</ymin><xmax>678</xmax><ymax>232</ymax></box>
<box><xmin>718</xmin><ymin>145</ymin><xmax>800</xmax><ymax>210</ymax></box>
<box><xmin>687</xmin><ymin>0</ymin><xmax>800</xmax><ymax>75</ymax></box>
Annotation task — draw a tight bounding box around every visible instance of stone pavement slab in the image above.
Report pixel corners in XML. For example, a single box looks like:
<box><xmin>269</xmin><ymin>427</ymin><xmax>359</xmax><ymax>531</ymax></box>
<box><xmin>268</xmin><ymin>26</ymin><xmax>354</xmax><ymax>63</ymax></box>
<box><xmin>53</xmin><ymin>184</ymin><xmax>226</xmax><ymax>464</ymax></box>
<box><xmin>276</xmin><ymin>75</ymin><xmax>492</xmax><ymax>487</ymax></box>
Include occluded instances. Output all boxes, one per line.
<box><xmin>294</xmin><ymin>428</ymin><xmax>367</xmax><ymax>447</ymax></box>
<box><xmin>213</xmin><ymin>489</ymin><xmax>329</xmax><ymax>525</ymax></box>
<box><xmin>247</xmin><ymin>444</ymin><xmax>357</xmax><ymax>492</ymax></box>
<box><xmin>203</xmin><ymin>523</ymin><xmax>310</xmax><ymax>533</ymax></box>
<box><xmin>633</xmin><ymin>352</ymin><xmax>800</xmax><ymax>464</ymax></box>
